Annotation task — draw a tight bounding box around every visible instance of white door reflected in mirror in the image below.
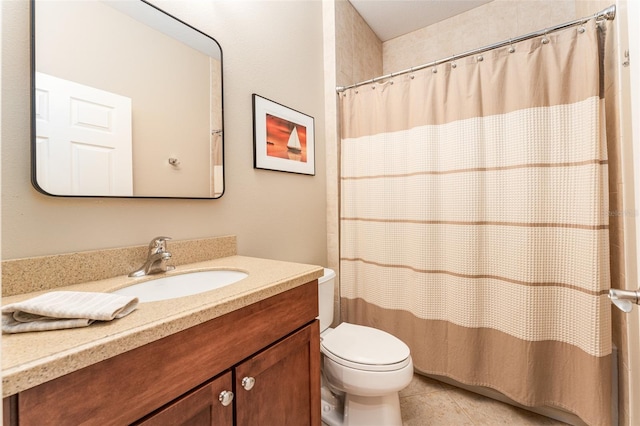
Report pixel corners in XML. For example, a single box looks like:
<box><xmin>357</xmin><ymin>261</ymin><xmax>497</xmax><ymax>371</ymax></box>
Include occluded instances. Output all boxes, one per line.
<box><xmin>35</xmin><ymin>72</ymin><xmax>133</xmax><ymax>196</ymax></box>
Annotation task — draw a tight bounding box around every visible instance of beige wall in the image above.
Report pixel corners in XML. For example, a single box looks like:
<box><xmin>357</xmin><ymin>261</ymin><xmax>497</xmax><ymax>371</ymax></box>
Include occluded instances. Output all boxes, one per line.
<box><xmin>604</xmin><ymin>0</ymin><xmax>640</xmax><ymax>424</ymax></box>
<box><xmin>1</xmin><ymin>0</ymin><xmax>327</xmax><ymax>267</ymax></box>
<box><xmin>622</xmin><ymin>0</ymin><xmax>640</xmax><ymax>422</ymax></box>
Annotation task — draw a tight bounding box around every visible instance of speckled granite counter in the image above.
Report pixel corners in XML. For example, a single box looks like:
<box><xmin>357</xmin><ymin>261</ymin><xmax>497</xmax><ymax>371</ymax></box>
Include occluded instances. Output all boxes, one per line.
<box><xmin>2</xmin><ymin>255</ymin><xmax>323</xmax><ymax>397</ymax></box>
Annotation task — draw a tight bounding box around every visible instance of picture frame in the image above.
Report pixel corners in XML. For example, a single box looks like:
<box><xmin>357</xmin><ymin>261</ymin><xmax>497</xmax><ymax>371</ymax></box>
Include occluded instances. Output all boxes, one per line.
<box><xmin>252</xmin><ymin>94</ymin><xmax>315</xmax><ymax>176</ymax></box>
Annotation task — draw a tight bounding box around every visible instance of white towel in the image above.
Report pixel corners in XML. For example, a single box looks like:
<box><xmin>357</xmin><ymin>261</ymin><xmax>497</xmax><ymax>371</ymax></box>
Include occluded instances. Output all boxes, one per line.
<box><xmin>2</xmin><ymin>291</ymin><xmax>138</xmax><ymax>334</ymax></box>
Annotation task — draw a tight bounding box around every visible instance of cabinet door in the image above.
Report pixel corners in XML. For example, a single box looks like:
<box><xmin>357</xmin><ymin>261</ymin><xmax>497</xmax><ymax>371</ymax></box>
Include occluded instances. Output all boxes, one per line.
<box><xmin>136</xmin><ymin>371</ymin><xmax>233</xmax><ymax>426</ymax></box>
<box><xmin>235</xmin><ymin>321</ymin><xmax>321</xmax><ymax>426</ymax></box>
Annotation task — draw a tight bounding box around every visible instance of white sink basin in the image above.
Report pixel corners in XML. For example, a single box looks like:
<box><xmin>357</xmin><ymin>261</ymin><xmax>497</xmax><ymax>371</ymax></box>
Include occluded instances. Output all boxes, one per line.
<box><xmin>113</xmin><ymin>270</ymin><xmax>248</xmax><ymax>303</ymax></box>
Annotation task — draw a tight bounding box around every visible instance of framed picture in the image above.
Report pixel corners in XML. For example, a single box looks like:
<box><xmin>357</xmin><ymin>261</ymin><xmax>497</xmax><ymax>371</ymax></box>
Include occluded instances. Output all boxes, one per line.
<box><xmin>252</xmin><ymin>94</ymin><xmax>315</xmax><ymax>175</ymax></box>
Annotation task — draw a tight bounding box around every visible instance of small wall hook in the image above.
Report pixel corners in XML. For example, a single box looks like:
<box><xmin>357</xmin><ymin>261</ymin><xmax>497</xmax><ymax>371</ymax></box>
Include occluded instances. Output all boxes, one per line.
<box><xmin>168</xmin><ymin>158</ymin><xmax>180</xmax><ymax>166</ymax></box>
<box><xmin>623</xmin><ymin>49</ymin><xmax>630</xmax><ymax>67</ymax></box>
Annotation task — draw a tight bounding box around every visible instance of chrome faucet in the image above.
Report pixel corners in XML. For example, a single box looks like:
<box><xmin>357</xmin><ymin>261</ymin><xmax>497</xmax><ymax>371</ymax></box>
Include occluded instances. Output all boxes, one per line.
<box><xmin>129</xmin><ymin>236</ymin><xmax>176</xmax><ymax>277</ymax></box>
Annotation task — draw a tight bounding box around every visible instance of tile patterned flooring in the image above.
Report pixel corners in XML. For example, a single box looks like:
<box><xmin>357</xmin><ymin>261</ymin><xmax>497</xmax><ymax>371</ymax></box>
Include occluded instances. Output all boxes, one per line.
<box><xmin>400</xmin><ymin>374</ymin><xmax>568</xmax><ymax>425</ymax></box>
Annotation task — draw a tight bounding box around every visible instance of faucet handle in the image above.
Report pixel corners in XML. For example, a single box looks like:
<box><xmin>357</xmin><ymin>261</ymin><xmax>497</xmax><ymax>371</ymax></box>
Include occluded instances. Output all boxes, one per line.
<box><xmin>148</xmin><ymin>236</ymin><xmax>172</xmax><ymax>253</ymax></box>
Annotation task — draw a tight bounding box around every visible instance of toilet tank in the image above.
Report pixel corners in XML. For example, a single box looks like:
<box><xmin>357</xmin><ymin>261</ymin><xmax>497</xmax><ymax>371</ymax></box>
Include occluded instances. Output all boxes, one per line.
<box><xmin>318</xmin><ymin>268</ymin><xmax>336</xmax><ymax>332</ymax></box>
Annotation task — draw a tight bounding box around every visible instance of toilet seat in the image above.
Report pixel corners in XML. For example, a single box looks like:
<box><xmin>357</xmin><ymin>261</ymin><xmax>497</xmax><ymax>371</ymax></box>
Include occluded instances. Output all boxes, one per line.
<box><xmin>320</xmin><ymin>323</ymin><xmax>411</xmax><ymax>372</ymax></box>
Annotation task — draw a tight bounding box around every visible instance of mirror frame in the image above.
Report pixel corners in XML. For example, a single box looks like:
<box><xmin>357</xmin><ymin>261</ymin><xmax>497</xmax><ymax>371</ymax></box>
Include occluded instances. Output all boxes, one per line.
<box><xmin>30</xmin><ymin>0</ymin><xmax>225</xmax><ymax>199</ymax></box>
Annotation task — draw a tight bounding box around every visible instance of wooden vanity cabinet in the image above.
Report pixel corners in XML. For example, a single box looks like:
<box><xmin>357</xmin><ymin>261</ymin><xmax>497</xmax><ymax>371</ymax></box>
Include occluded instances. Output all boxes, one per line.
<box><xmin>3</xmin><ymin>281</ymin><xmax>321</xmax><ymax>426</ymax></box>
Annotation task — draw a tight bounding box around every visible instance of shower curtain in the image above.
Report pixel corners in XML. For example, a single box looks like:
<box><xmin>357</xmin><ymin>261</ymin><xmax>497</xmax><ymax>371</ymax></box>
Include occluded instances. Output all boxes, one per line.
<box><xmin>339</xmin><ymin>21</ymin><xmax>611</xmax><ymax>426</ymax></box>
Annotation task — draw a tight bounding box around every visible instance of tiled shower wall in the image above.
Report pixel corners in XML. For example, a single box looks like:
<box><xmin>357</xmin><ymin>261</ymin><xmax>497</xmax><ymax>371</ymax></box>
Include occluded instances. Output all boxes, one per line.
<box><xmin>329</xmin><ymin>0</ymin><xmax>631</xmax><ymax>423</ymax></box>
<box><xmin>326</xmin><ymin>0</ymin><xmax>383</xmax><ymax>326</ymax></box>
<box><xmin>382</xmin><ymin>0</ymin><xmax>575</xmax><ymax>74</ymax></box>
<box><xmin>335</xmin><ymin>0</ymin><xmax>382</xmax><ymax>88</ymax></box>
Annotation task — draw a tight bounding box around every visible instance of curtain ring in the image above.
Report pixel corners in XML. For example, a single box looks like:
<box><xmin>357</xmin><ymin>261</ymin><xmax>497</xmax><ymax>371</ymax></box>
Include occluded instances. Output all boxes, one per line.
<box><xmin>450</xmin><ymin>54</ymin><xmax>457</xmax><ymax>69</ymax></box>
<box><xmin>508</xmin><ymin>38</ymin><xmax>515</xmax><ymax>53</ymax></box>
<box><xmin>541</xmin><ymin>30</ymin><xmax>550</xmax><ymax>45</ymax></box>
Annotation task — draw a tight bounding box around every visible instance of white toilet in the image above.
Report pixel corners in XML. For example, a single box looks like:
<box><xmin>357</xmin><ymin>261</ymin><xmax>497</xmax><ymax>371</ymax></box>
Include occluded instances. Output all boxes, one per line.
<box><xmin>318</xmin><ymin>268</ymin><xmax>413</xmax><ymax>426</ymax></box>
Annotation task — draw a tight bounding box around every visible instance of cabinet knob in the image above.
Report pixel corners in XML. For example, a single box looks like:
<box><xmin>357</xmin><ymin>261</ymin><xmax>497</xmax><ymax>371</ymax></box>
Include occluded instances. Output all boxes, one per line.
<box><xmin>241</xmin><ymin>376</ymin><xmax>256</xmax><ymax>391</ymax></box>
<box><xmin>218</xmin><ymin>390</ymin><xmax>234</xmax><ymax>406</ymax></box>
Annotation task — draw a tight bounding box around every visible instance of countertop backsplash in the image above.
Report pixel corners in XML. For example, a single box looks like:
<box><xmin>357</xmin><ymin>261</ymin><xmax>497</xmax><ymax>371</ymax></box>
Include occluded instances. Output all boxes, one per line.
<box><xmin>1</xmin><ymin>235</ymin><xmax>237</xmax><ymax>297</ymax></box>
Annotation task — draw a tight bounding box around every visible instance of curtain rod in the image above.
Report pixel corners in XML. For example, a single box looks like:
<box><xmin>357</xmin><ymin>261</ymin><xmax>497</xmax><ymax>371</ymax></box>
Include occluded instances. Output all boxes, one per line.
<box><xmin>335</xmin><ymin>4</ymin><xmax>616</xmax><ymax>93</ymax></box>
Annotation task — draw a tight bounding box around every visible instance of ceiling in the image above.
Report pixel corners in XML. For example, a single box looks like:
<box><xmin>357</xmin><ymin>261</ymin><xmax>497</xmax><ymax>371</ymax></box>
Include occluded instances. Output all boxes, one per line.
<box><xmin>349</xmin><ymin>0</ymin><xmax>493</xmax><ymax>42</ymax></box>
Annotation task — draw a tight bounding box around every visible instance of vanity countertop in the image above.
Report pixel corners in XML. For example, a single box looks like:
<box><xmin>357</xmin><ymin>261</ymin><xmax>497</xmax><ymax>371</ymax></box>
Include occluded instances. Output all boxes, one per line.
<box><xmin>2</xmin><ymin>255</ymin><xmax>324</xmax><ymax>397</ymax></box>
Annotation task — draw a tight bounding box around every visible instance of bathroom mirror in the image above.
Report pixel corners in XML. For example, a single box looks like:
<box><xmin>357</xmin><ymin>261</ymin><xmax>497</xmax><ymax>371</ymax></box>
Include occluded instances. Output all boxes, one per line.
<box><xmin>31</xmin><ymin>0</ymin><xmax>224</xmax><ymax>198</ymax></box>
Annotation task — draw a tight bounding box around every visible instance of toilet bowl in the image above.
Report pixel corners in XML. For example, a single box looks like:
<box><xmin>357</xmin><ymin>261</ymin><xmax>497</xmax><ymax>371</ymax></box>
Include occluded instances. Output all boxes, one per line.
<box><xmin>318</xmin><ymin>269</ymin><xmax>413</xmax><ymax>426</ymax></box>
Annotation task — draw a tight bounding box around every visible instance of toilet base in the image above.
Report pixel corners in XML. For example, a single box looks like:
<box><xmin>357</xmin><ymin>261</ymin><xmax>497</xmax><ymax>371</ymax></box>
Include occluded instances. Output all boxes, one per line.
<box><xmin>344</xmin><ymin>393</ymin><xmax>403</xmax><ymax>426</ymax></box>
<box><xmin>321</xmin><ymin>385</ymin><xmax>403</xmax><ymax>426</ymax></box>
<box><xmin>321</xmin><ymin>385</ymin><xmax>344</xmax><ymax>426</ymax></box>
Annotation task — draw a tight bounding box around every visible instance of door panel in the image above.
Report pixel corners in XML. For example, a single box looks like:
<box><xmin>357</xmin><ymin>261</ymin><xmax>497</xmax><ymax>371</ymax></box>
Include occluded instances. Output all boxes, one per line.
<box><xmin>136</xmin><ymin>371</ymin><xmax>233</xmax><ymax>426</ymax></box>
<box><xmin>235</xmin><ymin>323</ymin><xmax>320</xmax><ymax>426</ymax></box>
<box><xmin>35</xmin><ymin>72</ymin><xmax>133</xmax><ymax>196</ymax></box>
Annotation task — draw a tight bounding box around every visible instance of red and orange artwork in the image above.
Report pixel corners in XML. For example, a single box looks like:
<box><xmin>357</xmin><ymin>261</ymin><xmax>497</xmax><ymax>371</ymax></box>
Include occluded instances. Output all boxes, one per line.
<box><xmin>265</xmin><ymin>114</ymin><xmax>307</xmax><ymax>163</ymax></box>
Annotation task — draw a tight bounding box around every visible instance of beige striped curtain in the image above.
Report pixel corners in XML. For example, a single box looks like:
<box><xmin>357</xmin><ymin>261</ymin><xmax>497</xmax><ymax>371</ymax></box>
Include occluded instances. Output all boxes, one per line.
<box><xmin>339</xmin><ymin>21</ymin><xmax>611</xmax><ymax>426</ymax></box>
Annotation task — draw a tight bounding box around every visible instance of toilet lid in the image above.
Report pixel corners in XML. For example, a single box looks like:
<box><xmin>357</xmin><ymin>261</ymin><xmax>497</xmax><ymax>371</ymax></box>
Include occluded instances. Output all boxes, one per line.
<box><xmin>321</xmin><ymin>323</ymin><xmax>411</xmax><ymax>371</ymax></box>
